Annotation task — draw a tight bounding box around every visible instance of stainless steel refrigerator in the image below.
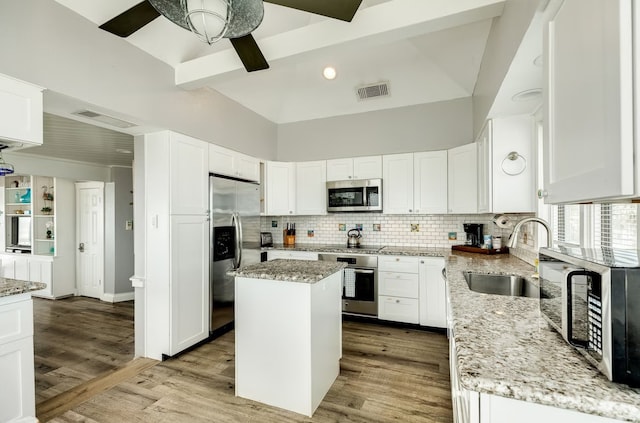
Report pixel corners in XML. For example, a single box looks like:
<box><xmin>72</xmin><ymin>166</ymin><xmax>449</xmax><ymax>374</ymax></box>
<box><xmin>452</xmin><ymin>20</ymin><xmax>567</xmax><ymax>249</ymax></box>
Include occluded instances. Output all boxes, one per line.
<box><xmin>209</xmin><ymin>174</ymin><xmax>261</xmax><ymax>336</ymax></box>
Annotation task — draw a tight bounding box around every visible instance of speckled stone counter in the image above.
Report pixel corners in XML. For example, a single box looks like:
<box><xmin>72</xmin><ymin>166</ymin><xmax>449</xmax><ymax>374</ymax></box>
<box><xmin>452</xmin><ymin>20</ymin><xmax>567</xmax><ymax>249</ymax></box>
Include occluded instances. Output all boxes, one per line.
<box><xmin>229</xmin><ymin>259</ymin><xmax>346</xmax><ymax>283</ymax></box>
<box><xmin>446</xmin><ymin>252</ymin><xmax>640</xmax><ymax>422</ymax></box>
<box><xmin>265</xmin><ymin>243</ymin><xmax>450</xmax><ymax>257</ymax></box>
<box><xmin>0</xmin><ymin>278</ymin><xmax>46</xmax><ymax>298</ymax></box>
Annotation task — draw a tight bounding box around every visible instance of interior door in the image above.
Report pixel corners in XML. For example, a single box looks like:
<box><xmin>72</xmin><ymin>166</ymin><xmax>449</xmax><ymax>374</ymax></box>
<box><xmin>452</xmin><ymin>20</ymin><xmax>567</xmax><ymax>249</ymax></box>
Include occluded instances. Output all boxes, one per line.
<box><xmin>76</xmin><ymin>182</ymin><xmax>104</xmax><ymax>299</ymax></box>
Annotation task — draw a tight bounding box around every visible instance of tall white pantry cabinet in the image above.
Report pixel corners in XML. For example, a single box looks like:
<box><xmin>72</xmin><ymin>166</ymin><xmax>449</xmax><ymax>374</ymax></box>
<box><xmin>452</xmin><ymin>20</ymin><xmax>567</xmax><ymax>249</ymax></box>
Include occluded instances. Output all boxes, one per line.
<box><xmin>143</xmin><ymin>131</ymin><xmax>209</xmax><ymax>359</ymax></box>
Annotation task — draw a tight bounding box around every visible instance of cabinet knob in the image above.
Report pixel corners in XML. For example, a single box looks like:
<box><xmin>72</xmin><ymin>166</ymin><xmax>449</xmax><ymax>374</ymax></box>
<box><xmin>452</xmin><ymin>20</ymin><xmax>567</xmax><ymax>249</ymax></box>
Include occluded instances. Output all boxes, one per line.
<box><xmin>348</xmin><ymin>176</ymin><xmax>352</xmax><ymax>179</ymax></box>
<box><xmin>395</xmin><ymin>258</ymin><xmax>400</xmax><ymax>262</ymax></box>
<box><xmin>409</xmin><ymin>209</ymin><xmax>412</xmax><ymax>213</ymax></box>
<box><xmin>395</xmin><ymin>299</ymin><xmax>400</xmax><ymax>303</ymax></box>
<box><xmin>537</xmin><ymin>189</ymin><xmax>548</xmax><ymax>199</ymax></box>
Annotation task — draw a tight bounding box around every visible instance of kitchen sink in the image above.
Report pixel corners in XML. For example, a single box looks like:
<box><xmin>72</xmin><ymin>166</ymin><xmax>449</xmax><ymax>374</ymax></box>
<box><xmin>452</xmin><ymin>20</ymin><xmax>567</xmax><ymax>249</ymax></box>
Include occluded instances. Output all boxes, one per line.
<box><xmin>462</xmin><ymin>271</ymin><xmax>539</xmax><ymax>298</ymax></box>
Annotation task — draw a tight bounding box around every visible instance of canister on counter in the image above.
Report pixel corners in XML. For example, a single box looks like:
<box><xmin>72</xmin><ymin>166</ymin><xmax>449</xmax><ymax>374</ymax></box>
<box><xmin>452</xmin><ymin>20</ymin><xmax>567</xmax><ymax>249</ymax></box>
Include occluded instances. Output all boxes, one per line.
<box><xmin>493</xmin><ymin>236</ymin><xmax>502</xmax><ymax>249</ymax></box>
<box><xmin>483</xmin><ymin>234</ymin><xmax>492</xmax><ymax>249</ymax></box>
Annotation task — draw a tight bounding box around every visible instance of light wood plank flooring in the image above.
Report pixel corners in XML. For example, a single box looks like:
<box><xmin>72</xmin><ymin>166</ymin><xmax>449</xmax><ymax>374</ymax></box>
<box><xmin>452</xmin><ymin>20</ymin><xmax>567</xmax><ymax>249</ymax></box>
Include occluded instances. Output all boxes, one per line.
<box><xmin>47</xmin><ymin>321</ymin><xmax>453</xmax><ymax>423</ymax></box>
<box><xmin>33</xmin><ymin>296</ymin><xmax>135</xmax><ymax>404</ymax></box>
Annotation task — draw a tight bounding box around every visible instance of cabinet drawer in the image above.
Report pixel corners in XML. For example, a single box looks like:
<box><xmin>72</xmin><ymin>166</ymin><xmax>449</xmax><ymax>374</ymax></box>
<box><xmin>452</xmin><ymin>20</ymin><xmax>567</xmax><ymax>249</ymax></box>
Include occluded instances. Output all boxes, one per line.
<box><xmin>378</xmin><ymin>255</ymin><xmax>419</xmax><ymax>273</ymax></box>
<box><xmin>378</xmin><ymin>296</ymin><xmax>419</xmax><ymax>324</ymax></box>
<box><xmin>267</xmin><ymin>251</ymin><xmax>318</xmax><ymax>261</ymax></box>
<box><xmin>0</xmin><ymin>297</ymin><xmax>33</xmax><ymax>344</ymax></box>
<box><xmin>379</xmin><ymin>271</ymin><xmax>419</xmax><ymax>298</ymax></box>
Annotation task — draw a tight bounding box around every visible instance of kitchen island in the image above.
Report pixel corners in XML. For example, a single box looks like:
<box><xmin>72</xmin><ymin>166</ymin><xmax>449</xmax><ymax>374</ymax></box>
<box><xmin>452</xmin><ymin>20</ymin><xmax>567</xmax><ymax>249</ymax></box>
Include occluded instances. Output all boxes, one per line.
<box><xmin>0</xmin><ymin>278</ymin><xmax>46</xmax><ymax>423</ymax></box>
<box><xmin>230</xmin><ymin>259</ymin><xmax>346</xmax><ymax>417</ymax></box>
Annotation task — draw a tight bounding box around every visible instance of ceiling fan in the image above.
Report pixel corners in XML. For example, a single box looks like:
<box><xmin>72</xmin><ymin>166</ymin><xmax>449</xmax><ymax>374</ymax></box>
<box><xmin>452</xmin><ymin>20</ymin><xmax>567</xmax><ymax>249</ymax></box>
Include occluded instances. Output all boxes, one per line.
<box><xmin>99</xmin><ymin>0</ymin><xmax>364</xmax><ymax>72</ymax></box>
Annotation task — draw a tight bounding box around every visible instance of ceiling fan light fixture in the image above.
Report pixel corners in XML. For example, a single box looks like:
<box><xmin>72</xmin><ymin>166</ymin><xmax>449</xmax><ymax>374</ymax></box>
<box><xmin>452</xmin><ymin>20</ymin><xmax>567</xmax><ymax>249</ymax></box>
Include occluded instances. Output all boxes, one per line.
<box><xmin>0</xmin><ymin>151</ymin><xmax>15</xmax><ymax>176</ymax></box>
<box><xmin>182</xmin><ymin>0</ymin><xmax>232</xmax><ymax>44</ymax></box>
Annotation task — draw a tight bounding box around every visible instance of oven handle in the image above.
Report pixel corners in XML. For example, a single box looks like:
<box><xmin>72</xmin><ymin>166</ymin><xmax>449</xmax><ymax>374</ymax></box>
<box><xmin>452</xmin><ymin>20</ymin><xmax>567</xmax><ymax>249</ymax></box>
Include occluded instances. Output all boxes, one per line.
<box><xmin>352</xmin><ymin>268</ymin><xmax>375</xmax><ymax>274</ymax></box>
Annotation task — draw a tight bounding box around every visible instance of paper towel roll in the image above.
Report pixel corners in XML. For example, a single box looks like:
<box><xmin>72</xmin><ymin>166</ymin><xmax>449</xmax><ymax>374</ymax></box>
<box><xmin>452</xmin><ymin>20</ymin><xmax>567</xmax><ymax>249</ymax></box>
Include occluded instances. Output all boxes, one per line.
<box><xmin>493</xmin><ymin>214</ymin><xmax>511</xmax><ymax>228</ymax></box>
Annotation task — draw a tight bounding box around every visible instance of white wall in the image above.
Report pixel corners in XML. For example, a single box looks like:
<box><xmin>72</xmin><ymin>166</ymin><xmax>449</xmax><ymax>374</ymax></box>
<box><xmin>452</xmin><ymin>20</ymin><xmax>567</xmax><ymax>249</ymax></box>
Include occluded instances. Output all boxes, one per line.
<box><xmin>472</xmin><ymin>0</ymin><xmax>540</xmax><ymax>136</ymax></box>
<box><xmin>0</xmin><ymin>0</ymin><xmax>278</xmax><ymax>160</ymax></box>
<box><xmin>111</xmin><ymin>167</ymin><xmax>134</xmax><ymax>294</ymax></box>
<box><xmin>276</xmin><ymin>98</ymin><xmax>472</xmax><ymax>161</ymax></box>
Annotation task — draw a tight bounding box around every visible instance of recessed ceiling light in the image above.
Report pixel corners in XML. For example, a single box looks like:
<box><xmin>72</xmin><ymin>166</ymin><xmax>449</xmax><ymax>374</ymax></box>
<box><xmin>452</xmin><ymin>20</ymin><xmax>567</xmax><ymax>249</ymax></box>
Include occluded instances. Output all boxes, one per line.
<box><xmin>323</xmin><ymin>66</ymin><xmax>337</xmax><ymax>80</ymax></box>
<box><xmin>116</xmin><ymin>148</ymin><xmax>133</xmax><ymax>154</ymax></box>
<box><xmin>511</xmin><ymin>88</ymin><xmax>542</xmax><ymax>103</ymax></box>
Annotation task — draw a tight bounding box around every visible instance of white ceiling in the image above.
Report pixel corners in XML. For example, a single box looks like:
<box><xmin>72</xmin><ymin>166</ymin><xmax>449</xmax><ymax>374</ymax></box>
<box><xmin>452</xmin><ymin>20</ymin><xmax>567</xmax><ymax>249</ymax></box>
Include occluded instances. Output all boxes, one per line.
<box><xmin>53</xmin><ymin>0</ymin><xmax>505</xmax><ymax>124</ymax></box>
<box><xmin>23</xmin><ymin>0</ymin><xmax>546</xmax><ymax>167</ymax></box>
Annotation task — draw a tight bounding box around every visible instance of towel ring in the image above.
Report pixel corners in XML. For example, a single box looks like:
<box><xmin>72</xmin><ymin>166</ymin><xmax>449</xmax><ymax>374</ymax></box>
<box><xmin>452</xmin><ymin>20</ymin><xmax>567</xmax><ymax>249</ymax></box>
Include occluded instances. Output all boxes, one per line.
<box><xmin>501</xmin><ymin>151</ymin><xmax>526</xmax><ymax>176</ymax></box>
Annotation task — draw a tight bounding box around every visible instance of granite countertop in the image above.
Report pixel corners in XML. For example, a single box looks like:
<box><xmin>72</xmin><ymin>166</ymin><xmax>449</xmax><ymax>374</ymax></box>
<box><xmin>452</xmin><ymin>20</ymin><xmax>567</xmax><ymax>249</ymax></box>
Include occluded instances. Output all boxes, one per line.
<box><xmin>446</xmin><ymin>252</ymin><xmax>640</xmax><ymax>422</ymax></box>
<box><xmin>266</xmin><ymin>243</ymin><xmax>450</xmax><ymax>257</ymax></box>
<box><xmin>229</xmin><ymin>259</ymin><xmax>346</xmax><ymax>283</ymax></box>
<box><xmin>0</xmin><ymin>278</ymin><xmax>46</xmax><ymax>298</ymax></box>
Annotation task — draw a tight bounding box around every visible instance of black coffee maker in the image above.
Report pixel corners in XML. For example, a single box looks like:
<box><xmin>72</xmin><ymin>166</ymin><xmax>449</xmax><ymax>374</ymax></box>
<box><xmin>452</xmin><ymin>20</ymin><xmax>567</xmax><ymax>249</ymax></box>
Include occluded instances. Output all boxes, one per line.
<box><xmin>463</xmin><ymin>223</ymin><xmax>483</xmax><ymax>247</ymax></box>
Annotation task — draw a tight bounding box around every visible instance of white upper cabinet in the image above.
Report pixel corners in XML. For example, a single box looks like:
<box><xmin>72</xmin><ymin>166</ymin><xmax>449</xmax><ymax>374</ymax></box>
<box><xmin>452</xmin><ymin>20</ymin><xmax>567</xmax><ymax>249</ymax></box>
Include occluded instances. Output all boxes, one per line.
<box><xmin>208</xmin><ymin>143</ymin><xmax>260</xmax><ymax>183</ymax></box>
<box><xmin>383</xmin><ymin>153</ymin><xmax>414</xmax><ymax>214</ymax></box>
<box><xmin>448</xmin><ymin>143</ymin><xmax>477</xmax><ymax>214</ymax></box>
<box><xmin>326</xmin><ymin>156</ymin><xmax>382</xmax><ymax>181</ymax></box>
<box><xmin>383</xmin><ymin>151</ymin><xmax>447</xmax><ymax>215</ymax></box>
<box><xmin>0</xmin><ymin>73</ymin><xmax>43</xmax><ymax>146</ymax></box>
<box><xmin>170</xmin><ymin>133</ymin><xmax>209</xmax><ymax>215</ymax></box>
<box><xmin>295</xmin><ymin>161</ymin><xmax>326</xmax><ymax>215</ymax></box>
<box><xmin>265</xmin><ymin>161</ymin><xmax>296</xmax><ymax>215</ymax></box>
<box><xmin>543</xmin><ymin>0</ymin><xmax>634</xmax><ymax>203</ymax></box>
<box><xmin>414</xmin><ymin>151</ymin><xmax>448</xmax><ymax>214</ymax></box>
<box><xmin>477</xmin><ymin>116</ymin><xmax>535</xmax><ymax>213</ymax></box>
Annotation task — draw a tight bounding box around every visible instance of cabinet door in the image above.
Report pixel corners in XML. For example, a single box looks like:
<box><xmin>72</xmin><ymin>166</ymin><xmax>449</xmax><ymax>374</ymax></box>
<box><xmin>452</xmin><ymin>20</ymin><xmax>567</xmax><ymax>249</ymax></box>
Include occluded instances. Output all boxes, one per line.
<box><xmin>170</xmin><ymin>133</ymin><xmax>209</xmax><ymax>215</ymax></box>
<box><xmin>208</xmin><ymin>143</ymin><xmax>236</xmax><ymax>177</ymax></box>
<box><xmin>379</xmin><ymin>271</ymin><xmax>419</xmax><ymax>298</ymax></box>
<box><xmin>295</xmin><ymin>161</ymin><xmax>326</xmax><ymax>215</ymax></box>
<box><xmin>383</xmin><ymin>153</ymin><xmax>414</xmax><ymax>214</ymax></box>
<box><xmin>14</xmin><ymin>257</ymin><xmax>29</xmax><ymax>281</ymax></box>
<box><xmin>353</xmin><ymin>156</ymin><xmax>382</xmax><ymax>179</ymax></box>
<box><xmin>0</xmin><ymin>336</ymin><xmax>36</xmax><ymax>422</ymax></box>
<box><xmin>476</xmin><ymin>121</ymin><xmax>492</xmax><ymax>214</ymax></box>
<box><xmin>236</xmin><ymin>153</ymin><xmax>260</xmax><ymax>182</ymax></box>
<box><xmin>170</xmin><ymin>215</ymin><xmax>209</xmax><ymax>356</ymax></box>
<box><xmin>448</xmin><ymin>143</ymin><xmax>477</xmax><ymax>214</ymax></box>
<box><xmin>414</xmin><ymin>151</ymin><xmax>448</xmax><ymax>214</ymax></box>
<box><xmin>266</xmin><ymin>162</ymin><xmax>295</xmax><ymax>215</ymax></box>
<box><xmin>0</xmin><ymin>73</ymin><xmax>43</xmax><ymax>145</ymax></box>
<box><xmin>544</xmin><ymin>0</ymin><xmax>633</xmax><ymax>203</ymax></box>
<box><xmin>419</xmin><ymin>257</ymin><xmax>446</xmax><ymax>328</ymax></box>
<box><xmin>326</xmin><ymin>158</ymin><xmax>353</xmax><ymax>181</ymax></box>
<box><xmin>1</xmin><ymin>256</ymin><xmax>15</xmax><ymax>279</ymax></box>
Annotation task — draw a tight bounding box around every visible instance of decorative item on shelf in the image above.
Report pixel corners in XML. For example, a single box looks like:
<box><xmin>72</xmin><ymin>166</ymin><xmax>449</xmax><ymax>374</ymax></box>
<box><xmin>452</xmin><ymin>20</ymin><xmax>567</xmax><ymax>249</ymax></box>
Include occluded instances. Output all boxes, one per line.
<box><xmin>12</xmin><ymin>180</ymin><xmax>19</xmax><ymax>187</ymax></box>
<box><xmin>42</xmin><ymin>186</ymin><xmax>54</xmax><ymax>201</ymax></box>
<box><xmin>46</xmin><ymin>221</ymin><xmax>54</xmax><ymax>239</ymax></box>
<box><xmin>0</xmin><ymin>151</ymin><xmax>15</xmax><ymax>176</ymax></box>
<box><xmin>19</xmin><ymin>188</ymin><xmax>31</xmax><ymax>203</ymax></box>
<box><xmin>41</xmin><ymin>206</ymin><xmax>53</xmax><ymax>215</ymax></box>
<box><xmin>15</xmin><ymin>209</ymin><xmax>24</xmax><ymax>214</ymax></box>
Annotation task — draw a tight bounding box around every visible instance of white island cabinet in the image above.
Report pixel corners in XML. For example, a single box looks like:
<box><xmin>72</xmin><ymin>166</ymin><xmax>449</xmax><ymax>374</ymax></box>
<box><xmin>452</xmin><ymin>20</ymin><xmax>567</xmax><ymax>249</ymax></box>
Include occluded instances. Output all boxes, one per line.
<box><xmin>233</xmin><ymin>260</ymin><xmax>343</xmax><ymax>417</ymax></box>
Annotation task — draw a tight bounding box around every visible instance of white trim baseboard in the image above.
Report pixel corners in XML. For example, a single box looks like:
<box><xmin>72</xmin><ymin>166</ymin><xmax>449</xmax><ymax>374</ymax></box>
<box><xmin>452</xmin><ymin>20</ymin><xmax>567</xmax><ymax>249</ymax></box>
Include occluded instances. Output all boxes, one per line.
<box><xmin>101</xmin><ymin>291</ymin><xmax>135</xmax><ymax>303</ymax></box>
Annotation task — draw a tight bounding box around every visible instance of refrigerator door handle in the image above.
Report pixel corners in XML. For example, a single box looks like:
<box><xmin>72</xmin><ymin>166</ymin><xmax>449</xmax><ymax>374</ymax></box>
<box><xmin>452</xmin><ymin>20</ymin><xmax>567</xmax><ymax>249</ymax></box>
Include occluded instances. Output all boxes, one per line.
<box><xmin>231</xmin><ymin>213</ymin><xmax>240</xmax><ymax>269</ymax></box>
<box><xmin>236</xmin><ymin>213</ymin><xmax>243</xmax><ymax>268</ymax></box>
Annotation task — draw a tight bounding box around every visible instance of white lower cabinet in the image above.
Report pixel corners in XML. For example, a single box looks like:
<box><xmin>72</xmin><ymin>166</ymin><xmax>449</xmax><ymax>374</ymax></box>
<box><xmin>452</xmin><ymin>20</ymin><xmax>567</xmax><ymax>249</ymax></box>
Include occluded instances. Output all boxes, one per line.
<box><xmin>267</xmin><ymin>250</ymin><xmax>318</xmax><ymax>261</ymax></box>
<box><xmin>0</xmin><ymin>254</ymin><xmax>73</xmax><ymax>299</ymax></box>
<box><xmin>0</xmin><ymin>294</ymin><xmax>36</xmax><ymax>423</ymax></box>
<box><xmin>378</xmin><ymin>256</ymin><xmax>419</xmax><ymax>324</ymax></box>
<box><xmin>418</xmin><ymin>257</ymin><xmax>446</xmax><ymax>328</ymax></box>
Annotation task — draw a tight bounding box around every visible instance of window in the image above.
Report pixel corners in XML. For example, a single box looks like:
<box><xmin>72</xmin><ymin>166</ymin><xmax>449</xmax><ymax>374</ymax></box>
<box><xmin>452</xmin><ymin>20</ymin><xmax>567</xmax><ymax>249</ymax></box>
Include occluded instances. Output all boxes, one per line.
<box><xmin>551</xmin><ymin>203</ymin><xmax>639</xmax><ymax>249</ymax></box>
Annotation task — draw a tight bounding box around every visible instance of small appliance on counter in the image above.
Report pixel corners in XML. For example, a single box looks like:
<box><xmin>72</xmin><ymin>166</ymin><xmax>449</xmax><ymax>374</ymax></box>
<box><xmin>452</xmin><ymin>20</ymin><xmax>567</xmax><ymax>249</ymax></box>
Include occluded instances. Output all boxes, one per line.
<box><xmin>451</xmin><ymin>223</ymin><xmax>508</xmax><ymax>254</ymax></box>
<box><xmin>260</xmin><ymin>232</ymin><xmax>273</xmax><ymax>247</ymax></box>
<box><xmin>347</xmin><ymin>228</ymin><xmax>362</xmax><ymax>248</ymax></box>
<box><xmin>539</xmin><ymin>247</ymin><xmax>640</xmax><ymax>387</ymax></box>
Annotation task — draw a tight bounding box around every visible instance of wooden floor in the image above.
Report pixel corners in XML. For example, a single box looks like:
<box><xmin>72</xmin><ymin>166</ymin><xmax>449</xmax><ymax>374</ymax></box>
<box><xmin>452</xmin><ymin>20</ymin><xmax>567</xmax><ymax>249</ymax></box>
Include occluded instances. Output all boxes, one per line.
<box><xmin>45</xmin><ymin>320</ymin><xmax>453</xmax><ymax>423</ymax></box>
<box><xmin>33</xmin><ymin>296</ymin><xmax>135</xmax><ymax>404</ymax></box>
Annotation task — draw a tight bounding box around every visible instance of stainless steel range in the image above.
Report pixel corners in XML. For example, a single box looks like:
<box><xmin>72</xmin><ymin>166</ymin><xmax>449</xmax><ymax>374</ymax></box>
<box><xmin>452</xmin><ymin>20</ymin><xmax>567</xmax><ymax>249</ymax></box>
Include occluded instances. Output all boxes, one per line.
<box><xmin>319</xmin><ymin>253</ymin><xmax>377</xmax><ymax>317</ymax></box>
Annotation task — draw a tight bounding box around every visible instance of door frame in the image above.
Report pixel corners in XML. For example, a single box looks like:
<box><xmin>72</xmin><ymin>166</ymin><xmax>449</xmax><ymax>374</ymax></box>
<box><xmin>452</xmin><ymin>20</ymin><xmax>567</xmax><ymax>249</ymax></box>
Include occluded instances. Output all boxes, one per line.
<box><xmin>75</xmin><ymin>181</ymin><xmax>105</xmax><ymax>299</ymax></box>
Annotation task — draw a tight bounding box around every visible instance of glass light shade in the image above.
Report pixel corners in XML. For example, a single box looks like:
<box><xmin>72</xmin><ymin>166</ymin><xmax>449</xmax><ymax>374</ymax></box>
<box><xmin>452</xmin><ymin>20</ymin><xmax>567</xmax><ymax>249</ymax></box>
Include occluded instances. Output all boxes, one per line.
<box><xmin>182</xmin><ymin>0</ymin><xmax>231</xmax><ymax>44</ymax></box>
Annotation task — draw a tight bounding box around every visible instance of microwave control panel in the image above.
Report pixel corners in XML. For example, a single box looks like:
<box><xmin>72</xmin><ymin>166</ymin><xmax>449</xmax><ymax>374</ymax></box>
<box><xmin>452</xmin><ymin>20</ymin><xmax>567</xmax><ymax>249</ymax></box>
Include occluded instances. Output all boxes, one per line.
<box><xmin>587</xmin><ymin>277</ymin><xmax>603</xmax><ymax>355</ymax></box>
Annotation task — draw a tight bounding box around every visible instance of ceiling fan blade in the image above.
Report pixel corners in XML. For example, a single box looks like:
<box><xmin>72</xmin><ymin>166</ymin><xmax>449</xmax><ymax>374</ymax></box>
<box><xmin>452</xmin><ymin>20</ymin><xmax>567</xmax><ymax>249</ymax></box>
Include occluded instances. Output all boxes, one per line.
<box><xmin>264</xmin><ymin>0</ymin><xmax>363</xmax><ymax>22</ymax></box>
<box><xmin>99</xmin><ymin>1</ymin><xmax>161</xmax><ymax>37</ymax></box>
<box><xmin>230</xmin><ymin>35</ymin><xmax>270</xmax><ymax>72</ymax></box>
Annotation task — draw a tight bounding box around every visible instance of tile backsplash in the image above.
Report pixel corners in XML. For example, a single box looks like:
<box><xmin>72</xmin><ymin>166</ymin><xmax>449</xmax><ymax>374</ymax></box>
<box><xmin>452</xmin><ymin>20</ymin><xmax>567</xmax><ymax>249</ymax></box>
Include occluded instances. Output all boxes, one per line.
<box><xmin>261</xmin><ymin>213</ymin><xmax>535</xmax><ymax>249</ymax></box>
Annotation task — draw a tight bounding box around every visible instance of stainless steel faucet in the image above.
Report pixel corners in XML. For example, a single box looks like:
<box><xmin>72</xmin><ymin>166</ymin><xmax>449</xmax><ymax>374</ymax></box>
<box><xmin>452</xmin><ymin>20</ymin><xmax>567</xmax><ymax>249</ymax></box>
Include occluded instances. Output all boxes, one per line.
<box><xmin>507</xmin><ymin>217</ymin><xmax>552</xmax><ymax>248</ymax></box>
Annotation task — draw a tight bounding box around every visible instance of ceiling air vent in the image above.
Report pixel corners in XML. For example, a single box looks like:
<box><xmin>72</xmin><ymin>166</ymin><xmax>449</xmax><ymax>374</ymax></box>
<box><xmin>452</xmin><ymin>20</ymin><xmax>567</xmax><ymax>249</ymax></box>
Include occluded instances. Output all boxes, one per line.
<box><xmin>356</xmin><ymin>81</ymin><xmax>390</xmax><ymax>101</ymax></box>
<box><xmin>72</xmin><ymin>110</ymin><xmax>136</xmax><ymax>129</ymax></box>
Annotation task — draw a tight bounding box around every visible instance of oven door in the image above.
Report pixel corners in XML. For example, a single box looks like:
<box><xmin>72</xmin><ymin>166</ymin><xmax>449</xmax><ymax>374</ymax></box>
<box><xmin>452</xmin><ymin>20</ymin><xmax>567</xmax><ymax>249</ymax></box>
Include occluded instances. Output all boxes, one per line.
<box><xmin>343</xmin><ymin>267</ymin><xmax>377</xmax><ymax>316</ymax></box>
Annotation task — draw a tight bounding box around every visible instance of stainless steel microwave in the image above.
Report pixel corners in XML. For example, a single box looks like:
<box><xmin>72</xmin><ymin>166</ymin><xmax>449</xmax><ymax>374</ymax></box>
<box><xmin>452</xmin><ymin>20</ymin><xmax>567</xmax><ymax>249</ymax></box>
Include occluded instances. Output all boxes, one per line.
<box><xmin>539</xmin><ymin>247</ymin><xmax>640</xmax><ymax>387</ymax></box>
<box><xmin>326</xmin><ymin>179</ymin><xmax>382</xmax><ymax>212</ymax></box>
